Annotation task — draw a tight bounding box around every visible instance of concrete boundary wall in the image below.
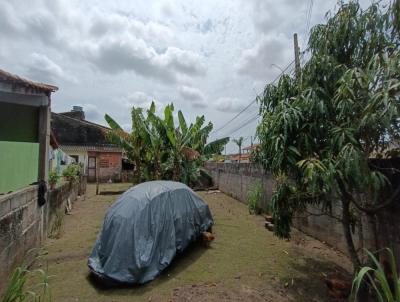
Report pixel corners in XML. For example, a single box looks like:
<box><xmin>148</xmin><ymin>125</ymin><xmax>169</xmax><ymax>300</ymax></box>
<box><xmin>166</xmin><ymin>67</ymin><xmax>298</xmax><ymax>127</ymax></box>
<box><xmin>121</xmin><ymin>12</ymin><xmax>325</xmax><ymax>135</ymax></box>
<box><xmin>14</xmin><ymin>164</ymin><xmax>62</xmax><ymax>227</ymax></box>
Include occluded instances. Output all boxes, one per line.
<box><xmin>0</xmin><ymin>179</ymin><xmax>85</xmax><ymax>292</ymax></box>
<box><xmin>204</xmin><ymin>162</ymin><xmax>387</xmax><ymax>258</ymax></box>
<box><xmin>205</xmin><ymin>162</ymin><xmax>275</xmax><ymax>210</ymax></box>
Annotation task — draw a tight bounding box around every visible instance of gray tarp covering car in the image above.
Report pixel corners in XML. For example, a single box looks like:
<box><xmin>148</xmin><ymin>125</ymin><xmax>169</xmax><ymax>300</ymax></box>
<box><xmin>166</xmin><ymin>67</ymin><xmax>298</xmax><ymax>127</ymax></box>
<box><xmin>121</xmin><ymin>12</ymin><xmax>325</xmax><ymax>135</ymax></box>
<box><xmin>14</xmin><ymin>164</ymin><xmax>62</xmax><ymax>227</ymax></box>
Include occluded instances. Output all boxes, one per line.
<box><xmin>88</xmin><ymin>181</ymin><xmax>214</xmax><ymax>284</ymax></box>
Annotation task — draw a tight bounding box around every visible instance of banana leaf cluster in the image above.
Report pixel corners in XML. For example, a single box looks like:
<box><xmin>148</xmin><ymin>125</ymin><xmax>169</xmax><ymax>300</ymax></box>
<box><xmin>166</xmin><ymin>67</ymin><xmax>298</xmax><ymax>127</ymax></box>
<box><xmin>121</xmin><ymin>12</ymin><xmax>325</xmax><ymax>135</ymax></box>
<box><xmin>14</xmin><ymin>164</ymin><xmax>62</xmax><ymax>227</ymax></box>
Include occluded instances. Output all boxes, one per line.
<box><xmin>105</xmin><ymin>102</ymin><xmax>229</xmax><ymax>186</ymax></box>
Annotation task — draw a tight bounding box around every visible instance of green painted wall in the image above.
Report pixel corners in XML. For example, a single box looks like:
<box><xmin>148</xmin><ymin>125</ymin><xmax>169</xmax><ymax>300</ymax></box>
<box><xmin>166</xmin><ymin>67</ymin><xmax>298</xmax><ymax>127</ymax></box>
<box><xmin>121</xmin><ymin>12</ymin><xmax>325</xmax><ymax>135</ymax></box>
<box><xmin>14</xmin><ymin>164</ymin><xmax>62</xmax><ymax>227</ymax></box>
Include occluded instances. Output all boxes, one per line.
<box><xmin>0</xmin><ymin>141</ymin><xmax>39</xmax><ymax>194</ymax></box>
<box><xmin>0</xmin><ymin>103</ymin><xmax>39</xmax><ymax>142</ymax></box>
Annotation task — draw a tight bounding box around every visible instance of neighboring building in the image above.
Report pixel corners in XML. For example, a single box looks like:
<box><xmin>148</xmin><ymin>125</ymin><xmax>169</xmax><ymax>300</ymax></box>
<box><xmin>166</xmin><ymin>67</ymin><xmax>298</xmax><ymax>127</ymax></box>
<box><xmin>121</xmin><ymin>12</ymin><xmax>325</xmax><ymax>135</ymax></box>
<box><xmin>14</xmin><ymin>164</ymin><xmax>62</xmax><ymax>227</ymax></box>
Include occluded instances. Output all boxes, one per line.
<box><xmin>51</xmin><ymin>107</ymin><xmax>122</xmax><ymax>182</ymax></box>
<box><xmin>230</xmin><ymin>144</ymin><xmax>260</xmax><ymax>163</ymax></box>
<box><xmin>231</xmin><ymin>153</ymin><xmax>251</xmax><ymax>163</ymax></box>
<box><xmin>242</xmin><ymin>144</ymin><xmax>259</xmax><ymax>154</ymax></box>
<box><xmin>0</xmin><ymin>68</ymin><xmax>58</xmax><ymax>194</ymax></box>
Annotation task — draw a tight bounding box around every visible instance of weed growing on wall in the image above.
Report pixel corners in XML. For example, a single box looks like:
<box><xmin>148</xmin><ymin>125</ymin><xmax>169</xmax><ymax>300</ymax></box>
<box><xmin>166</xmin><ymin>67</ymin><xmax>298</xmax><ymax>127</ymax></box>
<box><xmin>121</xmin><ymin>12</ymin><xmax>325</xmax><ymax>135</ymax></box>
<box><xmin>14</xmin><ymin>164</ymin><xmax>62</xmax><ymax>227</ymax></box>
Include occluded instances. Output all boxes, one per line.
<box><xmin>49</xmin><ymin>209</ymin><xmax>64</xmax><ymax>239</ymax></box>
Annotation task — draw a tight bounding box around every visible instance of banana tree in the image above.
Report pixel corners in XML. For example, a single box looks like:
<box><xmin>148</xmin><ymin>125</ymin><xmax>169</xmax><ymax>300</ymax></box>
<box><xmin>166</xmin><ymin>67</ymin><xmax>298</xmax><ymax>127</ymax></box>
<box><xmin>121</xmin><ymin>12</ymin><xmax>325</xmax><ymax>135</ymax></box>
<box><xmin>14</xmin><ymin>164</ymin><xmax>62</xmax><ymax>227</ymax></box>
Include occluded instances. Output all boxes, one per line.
<box><xmin>164</xmin><ymin>105</ymin><xmax>229</xmax><ymax>182</ymax></box>
<box><xmin>163</xmin><ymin>104</ymin><xmax>194</xmax><ymax>181</ymax></box>
<box><xmin>105</xmin><ymin>107</ymin><xmax>146</xmax><ymax>183</ymax></box>
<box><xmin>144</xmin><ymin>102</ymin><xmax>165</xmax><ymax>180</ymax></box>
<box><xmin>105</xmin><ymin>101</ymin><xmax>229</xmax><ymax>185</ymax></box>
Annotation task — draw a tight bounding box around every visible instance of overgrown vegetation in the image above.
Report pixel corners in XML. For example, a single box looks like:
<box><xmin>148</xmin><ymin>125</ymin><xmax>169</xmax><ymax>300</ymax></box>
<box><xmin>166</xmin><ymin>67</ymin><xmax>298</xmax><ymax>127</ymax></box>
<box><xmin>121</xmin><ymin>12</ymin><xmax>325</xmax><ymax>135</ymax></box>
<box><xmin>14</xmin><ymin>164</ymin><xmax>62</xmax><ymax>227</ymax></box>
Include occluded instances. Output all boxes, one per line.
<box><xmin>248</xmin><ymin>182</ymin><xmax>263</xmax><ymax>215</ymax></box>
<box><xmin>61</xmin><ymin>164</ymin><xmax>80</xmax><ymax>182</ymax></box>
<box><xmin>352</xmin><ymin>248</ymin><xmax>400</xmax><ymax>302</ymax></box>
<box><xmin>48</xmin><ymin>209</ymin><xmax>64</xmax><ymax>239</ymax></box>
<box><xmin>1</xmin><ymin>250</ymin><xmax>51</xmax><ymax>302</ymax></box>
<box><xmin>105</xmin><ymin>102</ymin><xmax>229</xmax><ymax>186</ymax></box>
<box><xmin>48</xmin><ymin>172</ymin><xmax>59</xmax><ymax>190</ymax></box>
<box><xmin>256</xmin><ymin>0</ymin><xmax>400</xmax><ymax>270</ymax></box>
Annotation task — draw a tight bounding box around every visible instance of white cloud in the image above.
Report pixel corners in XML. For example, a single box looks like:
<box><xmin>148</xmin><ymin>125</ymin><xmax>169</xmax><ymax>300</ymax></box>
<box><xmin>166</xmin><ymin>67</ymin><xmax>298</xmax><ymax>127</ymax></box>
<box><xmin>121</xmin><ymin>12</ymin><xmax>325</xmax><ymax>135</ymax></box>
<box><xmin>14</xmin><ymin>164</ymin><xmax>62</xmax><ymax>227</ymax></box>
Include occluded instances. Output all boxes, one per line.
<box><xmin>89</xmin><ymin>12</ymin><xmax>174</xmax><ymax>47</ymax></box>
<box><xmin>123</xmin><ymin>91</ymin><xmax>150</xmax><ymax>106</ymax></box>
<box><xmin>215</xmin><ymin>97</ymin><xmax>246</xmax><ymax>113</ymax></box>
<box><xmin>85</xmin><ymin>33</ymin><xmax>205</xmax><ymax>83</ymax></box>
<box><xmin>237</xmin><ymin>36</ymin><xmax>291</xmax><ymax>80</ymax></box>
<box><xmin>78</xmin><ymin>103</ymin><xmax>103</xmax><ymax>124</ymax></box>
<box><xmin>117</xmin><ymin>91</ymin><xmax>164</xmax><ymax>115</ymax></box>
<box><xmin>25</xmin><ymin>53</ymin><xmax>76</xmax><ymax>84</ymax></box>
<box><xmin>178</xmin><ymin>85</ymin><xmax>207</xmax><ymax>108</ymax></box>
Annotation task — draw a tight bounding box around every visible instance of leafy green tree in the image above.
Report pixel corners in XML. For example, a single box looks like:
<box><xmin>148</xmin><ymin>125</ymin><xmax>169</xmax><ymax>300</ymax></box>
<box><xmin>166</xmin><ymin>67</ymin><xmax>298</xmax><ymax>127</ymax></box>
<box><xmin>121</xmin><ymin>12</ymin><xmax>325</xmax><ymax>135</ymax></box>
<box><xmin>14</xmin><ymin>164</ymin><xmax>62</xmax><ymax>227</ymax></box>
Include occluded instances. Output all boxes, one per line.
<box><xmin>105</xmin><ymin>107</ymin><xmax>146</xmax><ymax>183</ymax></box>
<box><xmin>256</xmin><ymin>0</ymin><xmax>400</xmax><ymax>269</ymax></box>
<box><xmin>104</xmin><ymin>101</ymin><xmax>229</xmax><ymax>185</ymax></box>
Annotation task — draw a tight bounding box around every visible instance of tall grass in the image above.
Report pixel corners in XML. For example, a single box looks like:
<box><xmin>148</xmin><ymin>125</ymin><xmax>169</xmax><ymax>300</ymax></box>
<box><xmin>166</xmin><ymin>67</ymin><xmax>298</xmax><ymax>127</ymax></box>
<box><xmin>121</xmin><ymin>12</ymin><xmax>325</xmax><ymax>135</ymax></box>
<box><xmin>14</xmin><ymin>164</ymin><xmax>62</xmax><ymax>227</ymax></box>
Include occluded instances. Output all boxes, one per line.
<box><xmin>1</xmin><ymin>249</ymin><xmax>51</xmax><ymax>302</ymax></box>
<box><xmin>247</xmin><ymin>182</ymin><xmax>263</xmax><ymax>215</ymax></box>
<box><xmin>351</xmin><ymin>248</ymin><xmax>400</xmax><ymax>302</ymax></box>
<box><xmin>49</xmin><ymin>209</ymin><xmax>64</xmax><ymax>239</ymax></box>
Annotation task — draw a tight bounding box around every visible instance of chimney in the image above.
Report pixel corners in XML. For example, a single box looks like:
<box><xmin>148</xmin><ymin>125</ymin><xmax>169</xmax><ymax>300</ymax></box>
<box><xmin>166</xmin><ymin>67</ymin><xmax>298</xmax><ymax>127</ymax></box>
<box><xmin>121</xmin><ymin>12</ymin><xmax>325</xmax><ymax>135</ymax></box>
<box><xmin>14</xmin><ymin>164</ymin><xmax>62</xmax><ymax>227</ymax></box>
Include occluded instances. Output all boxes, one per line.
<box><xmin>72</xmin><ymin>106</ymin><xmax>83</xmax><ymax>112</ymax></box>
<box><xmin>70</xmin><ymin>106</ymin><xmax>85</xmax><ymax>120</ymax></box>
<box><xmin>60</xmin><ymin>106</ymin><xmax>85</xmax><ymax>120</ymax></box>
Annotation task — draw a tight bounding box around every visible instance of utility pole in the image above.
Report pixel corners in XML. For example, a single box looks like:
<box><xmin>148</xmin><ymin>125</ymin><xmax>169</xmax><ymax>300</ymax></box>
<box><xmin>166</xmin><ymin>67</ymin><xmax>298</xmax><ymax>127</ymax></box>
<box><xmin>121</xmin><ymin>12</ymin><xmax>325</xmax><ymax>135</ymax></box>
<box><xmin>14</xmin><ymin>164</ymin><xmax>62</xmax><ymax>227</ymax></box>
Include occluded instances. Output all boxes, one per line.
<box><xmin>293</xmin><ymin>33</ymin><xmax>301</xmax><ymax>80</ymax></box>
<box><xmin>250</xmin><ymin>136</ymin><xmax>253</xmax><ymax>147</ymax></box>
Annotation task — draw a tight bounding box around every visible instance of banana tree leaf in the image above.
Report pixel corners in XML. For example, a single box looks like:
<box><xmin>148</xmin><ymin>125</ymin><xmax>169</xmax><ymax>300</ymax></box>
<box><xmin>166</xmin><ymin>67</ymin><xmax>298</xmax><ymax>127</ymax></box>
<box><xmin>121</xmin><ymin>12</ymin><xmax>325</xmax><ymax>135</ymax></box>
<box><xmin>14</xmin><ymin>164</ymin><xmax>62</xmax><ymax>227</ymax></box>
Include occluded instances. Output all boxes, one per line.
<box><xmin>204</xmin><ymin>137</ymin><xmax>229</xmax><ymax>156</ymax></box>
<box><xmin>105</xmin><ymin>114</ymin><xmax>123</xmax><ymax>130</ymax></box>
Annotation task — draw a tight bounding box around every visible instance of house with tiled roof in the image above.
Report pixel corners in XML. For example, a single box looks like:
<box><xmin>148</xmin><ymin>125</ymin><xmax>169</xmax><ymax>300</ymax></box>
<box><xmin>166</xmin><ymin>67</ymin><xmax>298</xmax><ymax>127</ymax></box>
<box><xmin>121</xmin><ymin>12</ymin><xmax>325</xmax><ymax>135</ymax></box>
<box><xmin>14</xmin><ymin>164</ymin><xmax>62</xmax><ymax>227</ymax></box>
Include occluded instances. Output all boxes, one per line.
<box><xmin>51</xmin><ymin>106</ymin><xmax>122</xmax><ymax>182</ymax></box>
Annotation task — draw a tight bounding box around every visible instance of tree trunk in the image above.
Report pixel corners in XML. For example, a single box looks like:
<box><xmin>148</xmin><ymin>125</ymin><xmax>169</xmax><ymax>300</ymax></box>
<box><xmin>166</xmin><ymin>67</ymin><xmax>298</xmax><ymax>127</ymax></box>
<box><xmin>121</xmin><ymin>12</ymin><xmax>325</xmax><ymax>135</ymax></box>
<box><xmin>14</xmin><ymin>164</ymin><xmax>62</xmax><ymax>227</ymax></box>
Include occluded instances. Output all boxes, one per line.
<box><xmin>366</xmin><ymin>213</ymin><xmax>379</xmax><ymax>252</ymax></box>
<box><xmin>172</xmin><ymin>158</ymin><xmax>180</xmax><ymax>181</ymax></box>
<box><xmin>154</xmin><ymin>156</ymin><xmax>161</xmax><ymax>180</ymax></box>
<box><xmin>342</xmin><ymin>199</ymin><xmax>361</xmax><ymax>271</ymax></box>
<box><xmin>134</xmin><ymin>159</ymin><xmax>141</xmax><ymax>184</ymax></box>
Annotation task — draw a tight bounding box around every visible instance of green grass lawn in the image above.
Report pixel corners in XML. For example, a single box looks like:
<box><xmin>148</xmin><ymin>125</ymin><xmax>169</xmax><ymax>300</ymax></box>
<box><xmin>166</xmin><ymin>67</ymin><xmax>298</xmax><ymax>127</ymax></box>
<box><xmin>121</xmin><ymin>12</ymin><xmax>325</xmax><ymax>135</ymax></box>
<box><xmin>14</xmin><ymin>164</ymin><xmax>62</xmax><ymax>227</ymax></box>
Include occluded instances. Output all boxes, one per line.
<box><xmin>41</xmin><ymin>183</ymin><xmax>349</xmax><ymax>301</ymax></box>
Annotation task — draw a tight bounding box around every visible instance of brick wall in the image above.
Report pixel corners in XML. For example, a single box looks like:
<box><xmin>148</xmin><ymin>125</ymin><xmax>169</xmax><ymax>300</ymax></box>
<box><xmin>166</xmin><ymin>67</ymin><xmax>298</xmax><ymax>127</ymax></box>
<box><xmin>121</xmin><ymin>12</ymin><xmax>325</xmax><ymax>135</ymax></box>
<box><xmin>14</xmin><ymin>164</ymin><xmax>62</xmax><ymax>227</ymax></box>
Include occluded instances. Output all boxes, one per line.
<box><xmin>0</xmin><ymin>179</ymin><xmax>86</xmax><ymax>293</ymax></box>
<box><xmin>88</xmin><ymin>152</ymin><xmax>122</xmax><ymax>182</ymax></box>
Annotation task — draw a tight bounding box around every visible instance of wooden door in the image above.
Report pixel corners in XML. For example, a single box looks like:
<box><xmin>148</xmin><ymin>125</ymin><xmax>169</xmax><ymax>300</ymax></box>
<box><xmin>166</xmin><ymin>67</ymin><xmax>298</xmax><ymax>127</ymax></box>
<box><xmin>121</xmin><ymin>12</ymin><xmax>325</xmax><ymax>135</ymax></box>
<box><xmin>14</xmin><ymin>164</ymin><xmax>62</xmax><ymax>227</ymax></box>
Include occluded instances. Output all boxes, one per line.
<box><xmin>88</xmin><ymin>156</ymin><xmax>96</xmax><ymax>182</ymax></box>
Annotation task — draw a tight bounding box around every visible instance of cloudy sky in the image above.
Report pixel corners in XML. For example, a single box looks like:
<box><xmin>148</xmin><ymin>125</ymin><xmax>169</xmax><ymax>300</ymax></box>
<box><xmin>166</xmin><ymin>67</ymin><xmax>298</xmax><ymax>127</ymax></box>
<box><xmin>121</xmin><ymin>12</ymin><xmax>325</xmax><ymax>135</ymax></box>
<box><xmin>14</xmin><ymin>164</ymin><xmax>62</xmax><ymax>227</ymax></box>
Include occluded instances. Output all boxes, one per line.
<box><xmin>0</xmin><ymin>0</ymin><xmax>371</xmax><ymax>152</ymax></box>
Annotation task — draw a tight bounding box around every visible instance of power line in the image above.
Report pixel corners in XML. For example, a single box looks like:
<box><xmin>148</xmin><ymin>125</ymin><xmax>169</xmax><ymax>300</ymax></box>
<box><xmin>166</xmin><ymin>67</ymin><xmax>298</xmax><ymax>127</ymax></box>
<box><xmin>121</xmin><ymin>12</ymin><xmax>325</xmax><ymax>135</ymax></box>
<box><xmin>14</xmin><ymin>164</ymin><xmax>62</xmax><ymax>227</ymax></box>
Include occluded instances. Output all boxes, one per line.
<box><xmin>224</xmin><ymin>113</ymin><xmax>260</xmax><ymax>137</ymax></box>
<box><xmin>211</xmin><ymin>106</ymin><xmax>259</xmax><ymax>139</ymax></box>
<box><xmin>210</xmin><ymin>59</ymin><xmax>296</xmax><ymax>137</ymax></box>
<box><xmin>210</xmin><ymin>98</ymin><xmax>258</xmax><ymax>136</ymax></box>
<box><xmin>216</xmin><ymin>64</ymin><xmax>297</xmax><ymax>139</ymax></box>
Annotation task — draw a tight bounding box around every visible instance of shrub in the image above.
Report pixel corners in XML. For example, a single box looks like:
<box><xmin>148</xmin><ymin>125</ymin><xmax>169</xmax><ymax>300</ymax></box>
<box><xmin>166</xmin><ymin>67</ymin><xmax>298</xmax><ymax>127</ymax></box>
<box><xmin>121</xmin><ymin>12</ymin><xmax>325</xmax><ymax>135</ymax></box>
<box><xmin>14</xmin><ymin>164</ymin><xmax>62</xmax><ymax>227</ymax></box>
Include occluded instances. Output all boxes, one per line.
<box><xmin>351</xmin><ymin>248</ymin><xmax>400</xmax><ymax>302</ymax></box>
<box><xmin>248</xmin><ymin>182</ymin><xmax>263</xmax><ymax>215</ymax></box>
<box><xmin>48</xmin><ymin>171</ymin><xmax>59</xmax><ymax>189</ymax></box>
<box><xmin>1</xmin><ymin>249</ymin><xmax>51</xmax><ymax>302</ymax></box>
<box><xmin>49</xmin><ymin>209</ymin><xmax>64</xmax><ymax>239</ymax></box>
<box><xmin>62</xmin><ymin>164</ymin><xmax>80</xmax><ymax>181</ymax></box>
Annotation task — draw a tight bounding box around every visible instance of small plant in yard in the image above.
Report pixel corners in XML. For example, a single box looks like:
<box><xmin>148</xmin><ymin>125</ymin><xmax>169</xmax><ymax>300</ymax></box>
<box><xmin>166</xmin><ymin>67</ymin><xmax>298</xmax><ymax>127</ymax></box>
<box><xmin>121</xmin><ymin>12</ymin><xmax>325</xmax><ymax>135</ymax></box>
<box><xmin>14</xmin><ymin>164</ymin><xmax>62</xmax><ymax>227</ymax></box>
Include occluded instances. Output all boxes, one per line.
<box><xmin>1</xmin><ymin>250</ymin><xmax>51</xmax><ymax>302</ymax></box>
<box><xmin>351</xmin><ymin>248</ymin><xmax>400</xmax><ymax>302</ymax></box>
<box><xmin>62</xmin><ymin>164</ymin><xmax>80</xmax><ymax>182</ymax></box>
<box><xmin>48</xmin><ymin>171</ymin><xmax>59</xmax><ymax>190</ymax></box>
<box><xmin>248</xmin><ymin>182</ymin><xmax>263</xmax><ymax>215</ymax></box>
<box><xmin>49</xmin><ymin>209</ymin><xmax>64</xmax><ymax>239</ymax></box>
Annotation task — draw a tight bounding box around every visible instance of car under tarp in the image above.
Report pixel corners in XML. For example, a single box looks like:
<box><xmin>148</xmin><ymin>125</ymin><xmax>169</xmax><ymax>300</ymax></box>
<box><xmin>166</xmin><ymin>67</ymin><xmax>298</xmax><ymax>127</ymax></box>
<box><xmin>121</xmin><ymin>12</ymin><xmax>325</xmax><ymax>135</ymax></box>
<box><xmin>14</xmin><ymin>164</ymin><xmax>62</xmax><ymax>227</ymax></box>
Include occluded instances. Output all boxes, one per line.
<box><xmin>88</xmin><ymin>181</ymin><xmax>214</xmax><ymax>284</ymax></box>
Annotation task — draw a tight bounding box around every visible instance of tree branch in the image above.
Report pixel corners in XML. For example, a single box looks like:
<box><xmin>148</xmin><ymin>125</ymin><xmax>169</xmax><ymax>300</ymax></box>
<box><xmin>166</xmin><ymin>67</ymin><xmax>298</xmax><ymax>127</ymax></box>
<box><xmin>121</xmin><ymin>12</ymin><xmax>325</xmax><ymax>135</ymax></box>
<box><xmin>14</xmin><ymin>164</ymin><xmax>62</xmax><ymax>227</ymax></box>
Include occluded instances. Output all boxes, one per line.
<box><xmin>350</xmin><ymin>185</ymin><xmax>400</xmax><ymax>214</ymax></box>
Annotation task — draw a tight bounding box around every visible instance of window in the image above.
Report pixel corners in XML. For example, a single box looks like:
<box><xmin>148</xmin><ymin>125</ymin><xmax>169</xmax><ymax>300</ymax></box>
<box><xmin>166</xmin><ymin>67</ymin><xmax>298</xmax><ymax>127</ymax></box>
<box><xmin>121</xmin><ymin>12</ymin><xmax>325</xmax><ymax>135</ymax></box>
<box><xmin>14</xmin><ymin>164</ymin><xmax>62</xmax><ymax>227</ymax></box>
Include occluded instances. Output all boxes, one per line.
<box><xmin>70</xmin><ymin>155</ymin><xmax>79</xmax><ymax>163</ymax></box>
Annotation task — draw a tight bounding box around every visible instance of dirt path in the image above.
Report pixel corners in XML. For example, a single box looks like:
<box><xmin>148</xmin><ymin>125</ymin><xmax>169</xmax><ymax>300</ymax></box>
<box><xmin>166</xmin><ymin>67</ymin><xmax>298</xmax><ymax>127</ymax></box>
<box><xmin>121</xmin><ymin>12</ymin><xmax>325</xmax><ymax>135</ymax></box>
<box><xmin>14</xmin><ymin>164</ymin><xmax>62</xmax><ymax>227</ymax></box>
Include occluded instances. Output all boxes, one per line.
<box><xmin>43</xmin><ymin>184</ymin><xmax>351</xmax><ymax>301</ymax></box>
